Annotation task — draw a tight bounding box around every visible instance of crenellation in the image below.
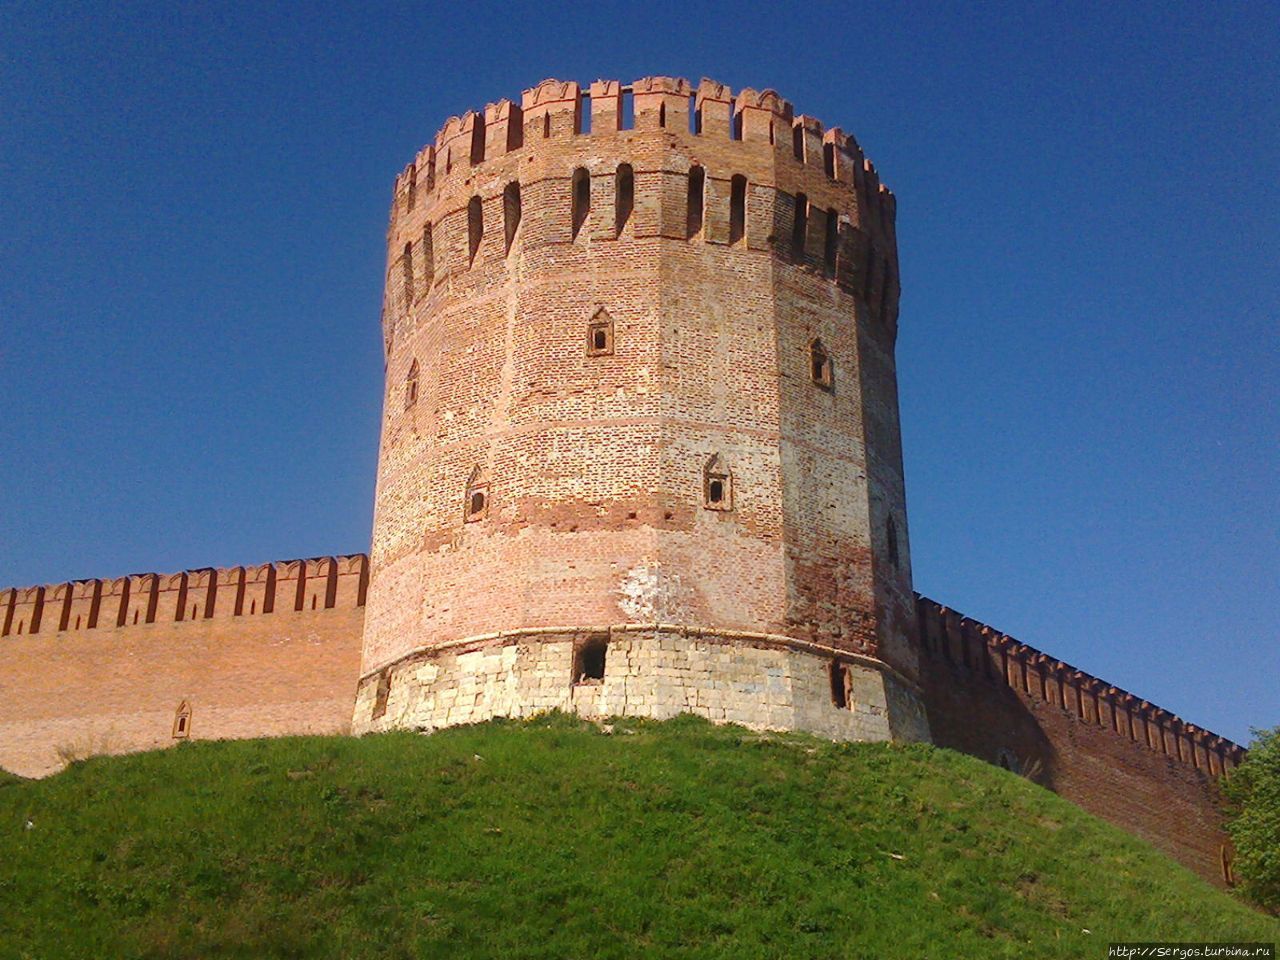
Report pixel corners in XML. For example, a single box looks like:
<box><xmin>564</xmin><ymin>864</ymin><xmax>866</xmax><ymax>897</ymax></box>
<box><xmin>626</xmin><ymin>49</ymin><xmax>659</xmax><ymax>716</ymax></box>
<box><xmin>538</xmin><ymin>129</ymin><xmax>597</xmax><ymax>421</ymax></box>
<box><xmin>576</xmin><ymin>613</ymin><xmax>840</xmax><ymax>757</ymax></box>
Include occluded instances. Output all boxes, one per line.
<box><xmin>588</xmin><ymin>80</ymin><xmax>622</xmax><ymax>133</ymax></box>
<box><xmin>632</xmin><ymin>76</ymin><xmax>693</xmax><ymax>131</ymax></box>
<box><xmin>0</xmin><ymin>554</ymin><xmax>369</xmax><ymax>641</ymax></box>
<box><xmin>793</xmin><ymin>115</ymin><xmax>824</xmax><ymax>168</ymax></box>
<box><xmin>695</xmin><ymin>78</ymin><xmax>733</xmax><ymax>136</ymax></box>
<box><xmin>521</xmin><ymin>79</ymin><xmax>582</xmax><ymax>140</ymax></box>
<box><xmin>733</xmin><ymin>87</ymin><xmax>793</xmax><ymax>144</ymax></box>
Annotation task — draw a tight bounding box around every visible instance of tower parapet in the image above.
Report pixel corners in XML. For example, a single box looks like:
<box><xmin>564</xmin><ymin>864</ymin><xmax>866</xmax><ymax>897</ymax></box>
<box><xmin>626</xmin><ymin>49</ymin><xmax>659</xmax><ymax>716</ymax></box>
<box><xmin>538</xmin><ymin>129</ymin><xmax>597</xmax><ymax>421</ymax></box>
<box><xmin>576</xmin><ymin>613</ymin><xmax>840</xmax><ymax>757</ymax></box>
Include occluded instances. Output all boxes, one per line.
<box><xmin>358</xmin><ymin>76</ymin><xmax>924</xmax><ymax>743</ymax></box>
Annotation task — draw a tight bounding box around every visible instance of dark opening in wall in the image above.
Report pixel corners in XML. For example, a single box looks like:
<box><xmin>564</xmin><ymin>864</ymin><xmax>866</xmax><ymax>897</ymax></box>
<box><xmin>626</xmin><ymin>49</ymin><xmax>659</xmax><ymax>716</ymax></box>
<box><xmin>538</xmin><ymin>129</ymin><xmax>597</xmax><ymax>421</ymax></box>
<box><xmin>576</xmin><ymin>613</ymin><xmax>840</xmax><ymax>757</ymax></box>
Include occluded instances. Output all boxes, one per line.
<box><xmin>406</xmin><ymin>165</ymin><xmax>417</xmax><ymax>211</ymax></box>
<box><xmin>587</xmin><ymin>308</ymin><xmax>615</xmax><ymax>356</ymax></box>
<box><xmin>470</xmin><ymin>113</ymin><xmax>486</xmax><ymax>164</ymax></box>
<box><xmin>467</xmin><ymin>196</ymin><xmax>484</xmax><ymax>264</ymax></box>
<box><xmin>465</xmin><ymin>467</ymin><xmax>489</xmax><ymax>522</ymax></box>
<box><xmin>574</xmin><ymin>637</ymin><xmax>608</xmax><ymax>683</ymax></box>
<box><xmin>809</xmin><ymin>339</ymin><xmax>833</xmax><ymax>389</ymax></box>
<box><xmin>792</xmin><ymin>193</ymin><xmax>808</xmax><ymax>258</ymax></box>
<box><xmin>823</xmin><ymin>142</ymin><xmax>836</xmax><ymax>178</ymax></box>
<box><xmin>829</xmin><ymin>661</ymin><xmax>849</xmax><ymax>709</ymax></box>
<box><xmin>729</xmin><ymin>175</ymin><xmax>747</xmax><ymax>245</ymax></box>
<box><xmin>615</xmin><ymin>164</ymin><xmax>634</xmax><ymax>236</ymax></box>
<box><xmin>401</xmin><ymin>241</ymin><xmax>414</xmax><ymax>304</ymax></box>
<box><xmin>372</xmin><ymin>672</ymin><xmax>391</xmax><ymax>720</ymax></box>
<box><xmin>792</xmin><ymin>124</ymin><xmax>804</xmax><ymax>160</ymax></box>
<box><xmin>687</xmin><ymin>165</ymin><xmax>705</xmax><ymax>238</ymax></box>
<box><xmin>173</xmin><ymin>701</ymin><xmax>191</xmax><ymax>739</ymax></box>
<box><xmin>405</xmin><ymin>359</ymin><xmax>419</xmax><ymax>409</ymax></box>
<box><xmin>887</xmin><ymin>515</ymin><xmax>900</xmax><ymax>569</ymax></box>
<box><xmin>703</xmin><ymin>453</ymin><xmax>732</xmax><ymax>511</ymax></box>
<box><xmin>823</xmin><ymin>208</ymin><xmax>839</xmax><ymax>276</ymax></box>
<box><xmin>658</xmin><ymin>101</ymin><xmax>666</xmax><ymax>128</ymax></box>
<box><xmin>542</xmin><ymin>113</ymin><xmax>551</xmax><ymax>138</ymax></box>
<box><xmin>421</xmin><ymin>223</ymin><xmax>435</xmax><ymax>288</ymax></box>
<box><xmin>503</xmin><ymin>182</ymin><xmax>522</xmax><ymax>255</ymax></box>
<box><xmin>572</xmin><ymin>167</ymin><xmax>590</xmax><ymax>240</ymax></box>
<box><xmin>689</xmin><ymin>93</ymin><xmax>699</xmax><ymax>133</ymax></box>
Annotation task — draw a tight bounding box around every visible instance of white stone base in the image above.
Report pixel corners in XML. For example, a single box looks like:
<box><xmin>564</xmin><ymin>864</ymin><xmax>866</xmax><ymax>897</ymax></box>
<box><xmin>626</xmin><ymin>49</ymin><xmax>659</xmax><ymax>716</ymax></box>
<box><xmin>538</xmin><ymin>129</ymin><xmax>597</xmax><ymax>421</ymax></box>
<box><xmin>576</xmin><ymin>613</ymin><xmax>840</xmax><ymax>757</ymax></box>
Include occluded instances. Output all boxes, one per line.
<box><xmin>353</xmin><ymin>627</ymin><xmax>930</xmax><ymax>744</ymax></box>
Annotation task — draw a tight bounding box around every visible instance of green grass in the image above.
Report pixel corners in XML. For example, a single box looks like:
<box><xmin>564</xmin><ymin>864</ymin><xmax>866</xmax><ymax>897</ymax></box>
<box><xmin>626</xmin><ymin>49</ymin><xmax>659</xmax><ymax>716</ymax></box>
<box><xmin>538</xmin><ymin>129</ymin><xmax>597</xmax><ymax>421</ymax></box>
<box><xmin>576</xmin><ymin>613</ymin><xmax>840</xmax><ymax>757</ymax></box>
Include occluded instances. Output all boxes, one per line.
<box><xmin>1</xmin><ymin>714</ymin><xmax>1274</xmax><ymax>959</ymax></box>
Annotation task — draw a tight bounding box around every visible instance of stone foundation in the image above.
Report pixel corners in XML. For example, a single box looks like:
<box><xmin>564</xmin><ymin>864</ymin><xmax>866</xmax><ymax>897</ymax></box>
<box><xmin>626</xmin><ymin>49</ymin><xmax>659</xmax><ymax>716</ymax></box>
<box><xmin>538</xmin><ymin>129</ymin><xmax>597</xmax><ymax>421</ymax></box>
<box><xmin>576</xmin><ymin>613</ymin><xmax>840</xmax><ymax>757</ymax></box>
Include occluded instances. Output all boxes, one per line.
<box><xmin>352</xmin><ymin>626</ymin><xmax>930</xmax><ymax>743</ymax></box>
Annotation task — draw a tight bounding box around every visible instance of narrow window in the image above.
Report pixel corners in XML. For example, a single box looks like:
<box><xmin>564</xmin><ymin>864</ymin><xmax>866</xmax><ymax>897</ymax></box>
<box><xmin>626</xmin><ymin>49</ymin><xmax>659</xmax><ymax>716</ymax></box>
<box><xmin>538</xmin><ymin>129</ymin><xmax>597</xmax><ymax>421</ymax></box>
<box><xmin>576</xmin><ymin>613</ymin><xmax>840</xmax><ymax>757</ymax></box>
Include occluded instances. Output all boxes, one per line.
<box><xmin>173</xmin><ymin>701</ymin><xmax>191</xmax><ymax>739</ymax></box>
<box><xmin>401</xmin><ymin>241</ymin><xmax>414</xmax><ymax>304</ymax></box>
<box><xmin>574</xmin><ymin>637</ymin><xmax>608</xmax><ymax>683</ymax></box>
<box><xmin>503</xmin><ymin>182</ymin><xmax>521</xmax><ymax>254</ymax></box>
<box><xmin>703</xmin><ymin>454</ymin><xmax>732</xmax><ymax>511</ymax></box>
<box><xmin>792</xmin><ymin>124</ymin><xmax>804</xmax><ymax>160</ymax></box>
<box><xmin>658</xmin><ymin>101</ymin><xmax>666</xmax><ymax>128</ymax></box>
<box><xmin>879</xmin><ymin>262</ymin><xmax>894</xmax><ymax>318</ymax></box>
<box><xmin>686</xmin><ymin>165</ymin><xmax>705</xmax><ymax>239</ymax></box>
<box><xmin>467</xmin><ymin>196</ymin><xmax>483</xmax><ymax>264</ymax></box>
<box><xmin>823</xmin><ymin>209</ymin><xmax>839</xmax><ymax>276</ymax></box>
<box><xmin>587</xmin><ymin>308</ymin><xmax>614</xmax><ymax>356</ymax></box>
<box><xmin>615</xmin><ymin>164</ymin><xmax>634</xmax><ymax>236</ymax></box>
<box><xmin>406</xmin><ymin>166</ymin><xmax>416</xmax><ymax>211</ymax></box>
<box><xmin>809</xmin><ymin>339</ymin><xmax>833</xmax><ymax>389</ymax></box>
<box><xmin>792</xmin><ymin>193</ymin><xmax>808</xmax><ymax>258</ymax></box>
<box><xmin>571</xmin><ymin>167</ymin><xmax>590</xmax><ymax>240</ymax></box>
<box><xmin>470</xmin><ymin>113</ymin><xmax>486</xmax><ymax>164</ymax></box>
<box><xmin>887</xmin><ymin>515</ymin><xmax>900</xmax><ymax>569</ymax></box>
<box><xmin>729</xmin><ymin>175</ymin><xmax>747</xmax><ymax>245</ymax></box>
<box><xmin>405</xmin><ymin>359</ymin><xmax>419</xmax><ymax>409</ymax></box>
<box><xmin>829</xmin><ymin>660</ymin><xmax>849</xmax><ymax>709</ymax></box>
<box><xmin>372</xmin><ymin>671</ymin><xmax>390</xmax><ymax>720</ymax></box>
<box><xmin>421</xmin><ymin>223</ymin><xmax>435</xmax><ymax>288</ymax></box>
<box><xmin>542</xmin><ymin>112</ymin><xmax>551</xmax><ymax>138</ymax></box>
<box><xmin>823</xmin><ymin>143</ymin><xmax>835</xmax><ymax>178</ymax></box>
<box><xmin>689</xmin><ymin>93</ymin><xmax>700</xmax><ymax>133</ymax></box>
<box><xmin>465</xmin><ymin>468</ymin><xmax>489</xmax><ymax>522</ymax></box>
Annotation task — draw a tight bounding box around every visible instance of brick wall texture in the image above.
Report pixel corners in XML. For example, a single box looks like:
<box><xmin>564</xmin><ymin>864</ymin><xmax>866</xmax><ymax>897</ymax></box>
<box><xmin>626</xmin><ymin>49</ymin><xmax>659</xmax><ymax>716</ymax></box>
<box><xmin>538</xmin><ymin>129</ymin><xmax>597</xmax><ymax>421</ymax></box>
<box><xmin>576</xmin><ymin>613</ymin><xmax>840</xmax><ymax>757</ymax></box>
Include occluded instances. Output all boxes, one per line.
<box><xmin>0</xmin><ymin>76</ymin><xmax>1248</xmax><ymax>889</ymax></box>
<box><xmin>0</xmin><ymin>556</ymin><xmax>367</xmax><ymax>777</ymax></box>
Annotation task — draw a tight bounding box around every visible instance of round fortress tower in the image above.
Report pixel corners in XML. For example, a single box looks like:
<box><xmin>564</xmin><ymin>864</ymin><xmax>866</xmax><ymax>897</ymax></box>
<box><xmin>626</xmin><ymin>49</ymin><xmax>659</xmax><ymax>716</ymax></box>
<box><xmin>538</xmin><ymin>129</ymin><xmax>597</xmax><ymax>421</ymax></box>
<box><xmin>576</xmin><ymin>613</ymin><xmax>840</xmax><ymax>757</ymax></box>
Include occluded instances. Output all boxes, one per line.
<box><xmin>354</xmin><ymin>76</ymin><xmax>928</xmax><ymax>743</ymax></box>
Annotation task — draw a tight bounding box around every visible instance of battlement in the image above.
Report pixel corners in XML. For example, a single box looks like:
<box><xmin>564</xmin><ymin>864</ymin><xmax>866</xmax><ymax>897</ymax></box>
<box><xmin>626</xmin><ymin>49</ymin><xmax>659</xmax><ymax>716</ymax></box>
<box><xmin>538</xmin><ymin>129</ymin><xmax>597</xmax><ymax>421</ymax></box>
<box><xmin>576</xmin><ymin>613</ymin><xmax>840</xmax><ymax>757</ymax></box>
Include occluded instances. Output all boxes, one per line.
<box><xmin>914</xmin><ymin>595</ymin><xmax>1246</xmax><ymax>777</ymax></box>
<box><xmin>0</xmin><ymin>554</ymin><xmax>369</xmax><ymax>639</ymax></box>
<box><xmin>389</xmin><ymin>74</ymin><xmax>896</xmax><ymax>243</ymax></box>
<box><xmin>383</xmin><ymin>75</ymin><xmax>903</xmax><ymax>345</ymax></box>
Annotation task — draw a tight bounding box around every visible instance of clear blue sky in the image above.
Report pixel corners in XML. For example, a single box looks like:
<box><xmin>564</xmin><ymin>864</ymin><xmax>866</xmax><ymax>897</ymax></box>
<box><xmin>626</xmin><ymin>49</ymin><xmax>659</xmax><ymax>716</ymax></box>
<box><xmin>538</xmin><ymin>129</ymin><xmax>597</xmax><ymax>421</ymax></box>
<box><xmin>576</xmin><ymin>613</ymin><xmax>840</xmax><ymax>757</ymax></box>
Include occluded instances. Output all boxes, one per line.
<box><xmin>1</xmin><ymin>3</ymin><xmax>1275</xmax><ymax>745</ymax></box>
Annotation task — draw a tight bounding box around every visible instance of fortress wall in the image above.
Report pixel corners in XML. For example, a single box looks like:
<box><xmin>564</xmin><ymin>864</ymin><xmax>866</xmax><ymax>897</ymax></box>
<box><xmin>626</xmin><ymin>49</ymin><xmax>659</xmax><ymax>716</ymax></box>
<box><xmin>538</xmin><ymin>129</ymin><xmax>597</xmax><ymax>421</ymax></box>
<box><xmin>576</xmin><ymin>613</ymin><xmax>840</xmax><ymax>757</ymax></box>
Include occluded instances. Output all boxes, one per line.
<box><xmin>915</xmin><ymin>596</ymin><xmax>1244</xmax><ymax>886</ymax></box>
<box><xmin>0</xmin><ymin>555</ymin><xmax>367</xmax><ymax>777</ymax></box>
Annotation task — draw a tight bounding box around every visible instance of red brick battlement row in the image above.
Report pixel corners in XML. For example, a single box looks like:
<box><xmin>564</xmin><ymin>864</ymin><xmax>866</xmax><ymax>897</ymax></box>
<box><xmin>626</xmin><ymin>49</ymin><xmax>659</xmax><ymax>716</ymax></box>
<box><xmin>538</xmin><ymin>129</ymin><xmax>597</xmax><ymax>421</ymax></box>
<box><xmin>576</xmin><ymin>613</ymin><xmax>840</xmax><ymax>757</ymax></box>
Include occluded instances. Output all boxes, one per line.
<box><xmin>915</xmin><ymin>595</ymin><xmax>1245</xmax><ymax>777</ymax></box>
<box><xmin>0</xmin><ymin>554</ymin><xmax>369</xmax><ymax>639</ymax></box>
<box><xmin>390</xmin><ymin>76</ymin><xmax>895</xmax><ymax>237</ymax></box>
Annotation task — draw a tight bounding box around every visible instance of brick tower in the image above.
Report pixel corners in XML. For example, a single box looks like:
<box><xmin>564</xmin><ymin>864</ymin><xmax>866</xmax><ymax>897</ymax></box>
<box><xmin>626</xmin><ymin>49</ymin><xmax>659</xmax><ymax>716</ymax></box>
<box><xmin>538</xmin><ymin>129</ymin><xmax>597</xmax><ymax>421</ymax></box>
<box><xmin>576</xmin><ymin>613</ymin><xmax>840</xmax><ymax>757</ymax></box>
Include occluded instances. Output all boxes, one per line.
<box><xmin>354</xmin><ymin>76</ymin><xmax>929</xmax><ymax>743</ymax></box>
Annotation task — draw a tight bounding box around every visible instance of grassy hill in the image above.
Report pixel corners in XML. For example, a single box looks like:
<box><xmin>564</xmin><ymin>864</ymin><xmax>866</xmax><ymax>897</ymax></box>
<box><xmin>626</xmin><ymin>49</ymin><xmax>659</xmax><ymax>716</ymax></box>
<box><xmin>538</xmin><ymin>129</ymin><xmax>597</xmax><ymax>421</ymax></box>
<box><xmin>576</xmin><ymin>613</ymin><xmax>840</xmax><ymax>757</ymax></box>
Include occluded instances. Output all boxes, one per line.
<box><xmin>1</xmin><ymin>715</ymin><xmax>1274</xmax><ymax>959</ymax></box>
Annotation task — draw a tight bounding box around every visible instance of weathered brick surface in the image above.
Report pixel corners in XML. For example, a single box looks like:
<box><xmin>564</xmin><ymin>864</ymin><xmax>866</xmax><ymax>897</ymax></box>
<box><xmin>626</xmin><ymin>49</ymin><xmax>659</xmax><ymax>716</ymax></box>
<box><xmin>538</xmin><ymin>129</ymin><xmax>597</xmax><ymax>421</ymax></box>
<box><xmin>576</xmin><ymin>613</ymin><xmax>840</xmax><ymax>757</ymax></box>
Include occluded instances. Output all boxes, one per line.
<box><xmin>915</xmin><ymin>596</ymin><xmax>1245</xmax><ymax>886</ymax></box>
<box><xmin>360</xmin><ymin>76</ymin><xmax>921</xmax><ymax>742</ymax></box>
<box><xmin>0</xmin><ymin>556</ymin><xmax>367</xmax><ymax>776</ymax></box>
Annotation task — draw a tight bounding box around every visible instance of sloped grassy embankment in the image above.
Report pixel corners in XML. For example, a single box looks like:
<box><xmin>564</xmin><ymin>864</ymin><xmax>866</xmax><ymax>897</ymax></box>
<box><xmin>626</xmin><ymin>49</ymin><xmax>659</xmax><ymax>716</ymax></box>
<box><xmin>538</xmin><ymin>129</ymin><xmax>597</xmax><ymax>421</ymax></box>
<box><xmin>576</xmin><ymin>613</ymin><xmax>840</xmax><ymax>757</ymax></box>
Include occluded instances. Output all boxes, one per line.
<box><xmin>1</xmin><ymin>715</ymin><xmax>1275</xmax><ymax>958</ymax></box>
